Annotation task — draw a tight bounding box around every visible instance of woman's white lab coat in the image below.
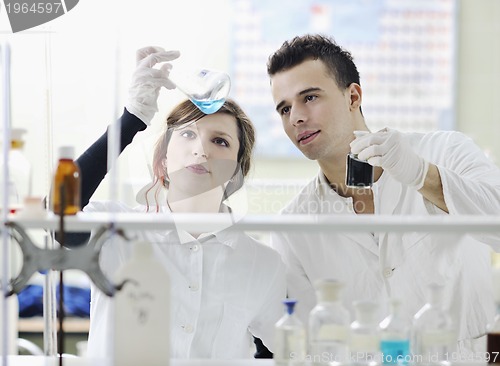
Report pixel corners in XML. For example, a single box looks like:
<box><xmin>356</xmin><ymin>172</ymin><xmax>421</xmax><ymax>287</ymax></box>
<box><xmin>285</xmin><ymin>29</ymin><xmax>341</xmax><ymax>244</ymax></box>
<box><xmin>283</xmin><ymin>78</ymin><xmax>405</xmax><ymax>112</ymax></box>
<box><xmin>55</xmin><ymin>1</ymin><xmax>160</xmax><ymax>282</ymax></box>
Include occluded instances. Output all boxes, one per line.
<box><xmin>85</xmin><ymin>201</ymin><xmax>286</xmax><ymax>359</ymax></box>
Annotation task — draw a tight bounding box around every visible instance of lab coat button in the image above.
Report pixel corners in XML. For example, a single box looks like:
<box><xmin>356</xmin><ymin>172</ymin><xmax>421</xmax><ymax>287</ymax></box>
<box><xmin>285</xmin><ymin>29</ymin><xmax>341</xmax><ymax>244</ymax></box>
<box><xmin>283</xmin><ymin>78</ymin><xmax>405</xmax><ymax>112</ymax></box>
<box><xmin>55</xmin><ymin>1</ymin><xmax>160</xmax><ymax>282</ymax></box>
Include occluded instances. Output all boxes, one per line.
<box><xmin>189</xmin><ymin>283</ymin><xmax>199</xmax><ymax>291</ymax></box>
<box><xmin>183</xmin><ymin>324</ymin><xmax>194</xmax><ymax>333</ymax></box>
<box><xmin>190</xmin><ymin>245</ymin><xmax>199</xmax><ymax>252</ymax></box>
<box><xmin>383</xmin><ymin>267</ymin><xmax>394</xmax><ymax>278</ymax></box>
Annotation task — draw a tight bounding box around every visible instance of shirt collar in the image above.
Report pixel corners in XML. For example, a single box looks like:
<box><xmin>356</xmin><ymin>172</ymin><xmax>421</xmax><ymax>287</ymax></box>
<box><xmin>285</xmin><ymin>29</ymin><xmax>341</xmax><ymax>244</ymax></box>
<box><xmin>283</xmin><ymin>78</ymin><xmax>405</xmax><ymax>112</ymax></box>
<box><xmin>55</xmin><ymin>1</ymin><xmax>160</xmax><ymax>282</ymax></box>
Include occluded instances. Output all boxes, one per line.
<box><xmin>309</xmin><ymin>171</ymin><xmax>357</xmax><ymax>215</ymax></box>
<box><xmin>172</xmin><ymin>226</ymin><xmax>237</xmax><ymax>248</ymax></box>
<box><xmin>160</xmin><ymin>202</ymin><xmax>237</xmax><ymax>248</ymax></box>
<box><xmin>314</xmin><ymin>170</ymin><xmax>350</xmax><ymax>201</ymax></box>
<box><xmin>136</xmin><ymin>179</ymin><xmax>246</xmax><ymax>248</ymax></box>
<box><xmin>315</xmin><ymin>170</ymin><xmax>332</xmax><ymax>197</ymax></box>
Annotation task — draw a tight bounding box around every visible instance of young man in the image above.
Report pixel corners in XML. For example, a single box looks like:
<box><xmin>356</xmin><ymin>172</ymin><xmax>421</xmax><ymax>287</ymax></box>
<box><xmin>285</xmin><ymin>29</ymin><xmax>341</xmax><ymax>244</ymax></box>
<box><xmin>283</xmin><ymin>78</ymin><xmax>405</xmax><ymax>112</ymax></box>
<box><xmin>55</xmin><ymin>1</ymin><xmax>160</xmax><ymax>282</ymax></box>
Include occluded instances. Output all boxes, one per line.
<box><xmin>267</xmin><ymin>34</ymin><xmax>500</xmax><ymax>356</ymax></box>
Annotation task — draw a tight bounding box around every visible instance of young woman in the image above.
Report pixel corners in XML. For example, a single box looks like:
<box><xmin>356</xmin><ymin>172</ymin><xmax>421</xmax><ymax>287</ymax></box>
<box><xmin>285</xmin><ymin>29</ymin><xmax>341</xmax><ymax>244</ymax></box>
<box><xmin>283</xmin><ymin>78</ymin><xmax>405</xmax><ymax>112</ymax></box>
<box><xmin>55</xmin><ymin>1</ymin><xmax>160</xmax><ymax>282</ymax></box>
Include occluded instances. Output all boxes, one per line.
<box><xmin>72</xmin><ymin>47</ymin><xmax>286</xmax><ymax>359</ymax></box>
<box><xmin>83</xmin><ymin>99</ymin><xmax>286</xmax><ymax>359</ymax></box>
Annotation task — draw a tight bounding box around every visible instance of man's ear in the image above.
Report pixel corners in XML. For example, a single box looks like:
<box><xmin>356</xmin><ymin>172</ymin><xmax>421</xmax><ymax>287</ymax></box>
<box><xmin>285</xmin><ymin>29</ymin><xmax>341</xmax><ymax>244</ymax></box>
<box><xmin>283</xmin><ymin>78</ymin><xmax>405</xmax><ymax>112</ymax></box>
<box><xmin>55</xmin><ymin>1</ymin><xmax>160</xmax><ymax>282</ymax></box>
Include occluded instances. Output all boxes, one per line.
<box><xmin>348</xmin><ymin>83</ymin><xmax>362</xmax><ymax>111</ymax></box>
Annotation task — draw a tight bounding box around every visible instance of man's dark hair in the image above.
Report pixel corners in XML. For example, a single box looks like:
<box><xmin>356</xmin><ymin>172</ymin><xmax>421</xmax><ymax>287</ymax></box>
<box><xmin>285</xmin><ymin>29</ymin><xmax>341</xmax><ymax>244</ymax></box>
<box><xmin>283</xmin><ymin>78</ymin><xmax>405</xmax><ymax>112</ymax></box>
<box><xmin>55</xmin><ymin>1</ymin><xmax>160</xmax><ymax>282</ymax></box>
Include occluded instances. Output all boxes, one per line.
<box><xmin>267</xmin><ymin>34</ymin><xmax>361</xmax><ymax>90</ymax></box>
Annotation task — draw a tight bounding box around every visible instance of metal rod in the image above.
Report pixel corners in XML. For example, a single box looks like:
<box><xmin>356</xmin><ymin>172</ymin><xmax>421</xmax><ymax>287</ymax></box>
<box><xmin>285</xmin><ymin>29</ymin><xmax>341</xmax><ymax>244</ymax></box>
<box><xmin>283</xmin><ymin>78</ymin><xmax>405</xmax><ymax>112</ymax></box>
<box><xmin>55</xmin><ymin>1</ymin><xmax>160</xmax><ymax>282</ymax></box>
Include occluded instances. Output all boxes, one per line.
<box><xmin>57</xmin><ymin>184</ymin><xmax>65</xmax><ymax>365</ymax></box>
<box><xmin>10</xmin><ymin>213</ymin><xmax>500</xmax><ymax>234</ymax></box>
<box><xmin>1</xmin><ymin>39</ymin><xmax>12</xmax><ymax>366</ymax></box>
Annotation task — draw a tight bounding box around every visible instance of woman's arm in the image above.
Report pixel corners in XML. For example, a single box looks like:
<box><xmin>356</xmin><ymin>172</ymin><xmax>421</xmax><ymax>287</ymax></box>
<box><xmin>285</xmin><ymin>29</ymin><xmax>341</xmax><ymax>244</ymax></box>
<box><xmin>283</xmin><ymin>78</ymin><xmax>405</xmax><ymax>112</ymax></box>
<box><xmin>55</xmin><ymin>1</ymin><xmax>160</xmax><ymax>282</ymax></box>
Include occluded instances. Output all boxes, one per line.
<box><xmin>64</xmin><ymin>109</ymin><xmax>146</xmax><ymax>247</ymax></box>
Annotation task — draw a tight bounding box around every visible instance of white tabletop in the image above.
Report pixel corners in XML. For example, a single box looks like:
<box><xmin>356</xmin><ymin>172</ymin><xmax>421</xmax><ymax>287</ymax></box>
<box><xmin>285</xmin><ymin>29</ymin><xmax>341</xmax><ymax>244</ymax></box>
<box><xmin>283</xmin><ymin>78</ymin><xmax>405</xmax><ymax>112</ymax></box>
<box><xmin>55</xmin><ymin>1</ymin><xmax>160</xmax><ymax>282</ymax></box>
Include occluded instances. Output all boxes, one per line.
<box><xmin>2</xmin><ymin>356</ymin><xmax>490</xmax><ymax>366</ymax></box>
<box><xmin>3</xmin><ymin>356</ymin><xmax>274</xmax><ymax>366</ymax></box>
<box><xmin>10</xmin><ymin>211</ymin><xmax>500</xmax><ymax>233</ymax></box>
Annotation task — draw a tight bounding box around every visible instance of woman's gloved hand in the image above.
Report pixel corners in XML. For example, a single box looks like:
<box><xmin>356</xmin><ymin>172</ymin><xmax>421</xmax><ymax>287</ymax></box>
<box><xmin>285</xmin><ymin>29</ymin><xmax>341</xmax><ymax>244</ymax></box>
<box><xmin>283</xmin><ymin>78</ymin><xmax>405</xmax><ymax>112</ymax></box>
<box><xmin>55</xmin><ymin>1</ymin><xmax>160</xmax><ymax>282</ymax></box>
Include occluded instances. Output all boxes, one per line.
<box><xmin>126</xmin><ymin>46</ymin><xmax>180</xmax><ymax>125</ymax></box>
<box><xmin>350</xmin><ymin>128</ymin><xmax>429</xmax><ymax>190</ymax></box>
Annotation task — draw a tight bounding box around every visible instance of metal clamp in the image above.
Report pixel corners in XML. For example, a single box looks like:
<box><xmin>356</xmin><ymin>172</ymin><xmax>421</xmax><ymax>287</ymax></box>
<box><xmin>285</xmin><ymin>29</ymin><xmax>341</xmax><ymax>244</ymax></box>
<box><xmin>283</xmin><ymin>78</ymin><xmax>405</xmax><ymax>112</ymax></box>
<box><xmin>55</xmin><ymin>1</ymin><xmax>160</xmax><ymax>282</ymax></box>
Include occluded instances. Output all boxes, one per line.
<box><xmin>4</xmin><ymin>222</ymin><xmax>127</xmax><ymax>297</ymax></box>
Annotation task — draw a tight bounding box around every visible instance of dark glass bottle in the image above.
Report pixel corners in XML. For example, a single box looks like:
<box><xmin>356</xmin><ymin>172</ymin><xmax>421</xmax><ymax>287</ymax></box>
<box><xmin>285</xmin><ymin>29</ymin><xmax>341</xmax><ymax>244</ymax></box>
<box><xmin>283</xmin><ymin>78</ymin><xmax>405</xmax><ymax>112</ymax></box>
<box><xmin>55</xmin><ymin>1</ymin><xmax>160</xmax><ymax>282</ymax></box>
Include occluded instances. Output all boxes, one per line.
<box><xmin>346</xmin><ymin>131</ymin><xmax>373</xmax><ymax>188</ymax></box>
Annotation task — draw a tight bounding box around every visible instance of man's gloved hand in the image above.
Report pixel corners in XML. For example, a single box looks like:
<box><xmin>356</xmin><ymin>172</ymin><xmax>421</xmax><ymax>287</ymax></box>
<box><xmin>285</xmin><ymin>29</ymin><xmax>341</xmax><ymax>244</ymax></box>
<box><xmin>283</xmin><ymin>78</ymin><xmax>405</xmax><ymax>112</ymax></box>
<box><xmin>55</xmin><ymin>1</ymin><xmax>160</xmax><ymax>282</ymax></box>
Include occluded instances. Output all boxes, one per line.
<box><xmin>350</xmin><ymin>128</ymin><xmax>429</xmax><ymax>190</ymax></box>
<box><xmin>126</xmin><ymin>46</ymin><xmax>180</xmax><ymax>125</ymax></box>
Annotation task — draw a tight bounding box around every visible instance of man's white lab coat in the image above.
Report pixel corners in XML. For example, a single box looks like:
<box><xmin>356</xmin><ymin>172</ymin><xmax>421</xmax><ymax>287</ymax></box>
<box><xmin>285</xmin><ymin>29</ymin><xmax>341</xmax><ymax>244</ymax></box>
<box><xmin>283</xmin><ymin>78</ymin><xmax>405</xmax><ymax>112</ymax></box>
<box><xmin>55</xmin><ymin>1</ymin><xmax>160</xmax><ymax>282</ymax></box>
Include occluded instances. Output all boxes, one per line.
<box><xmin>271</xmin><ymin>131</ymin><xmax>500</xmax><ymax>354</ymax></box>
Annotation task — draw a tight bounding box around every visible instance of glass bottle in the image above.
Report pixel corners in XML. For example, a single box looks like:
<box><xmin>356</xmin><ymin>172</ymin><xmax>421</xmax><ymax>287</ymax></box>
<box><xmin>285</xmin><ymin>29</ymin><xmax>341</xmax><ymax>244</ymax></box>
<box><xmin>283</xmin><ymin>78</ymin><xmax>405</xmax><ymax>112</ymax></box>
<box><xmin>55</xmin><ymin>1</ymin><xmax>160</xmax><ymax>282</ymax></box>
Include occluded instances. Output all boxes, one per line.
<box><xmin>412</xmin><ymin>283</ymin><xmax>456</xmax><ymax>366</ymax></box>
<box><xmin>51</xmin><ymin>146</ymin><xmax>81</xmax><ymax>215</ymax></box>
<box><xmin>350</xmin><ymin>300</ymin><xmax>381</xmax><ymax>366</ymax></box>
<box><xmin>379</xmin><ymin>299</ymin><xmax>411</xmax><ymax>365</ymax></box>
<box><xmin>0</xmin><ymin>128</ymin><xmax>32</xmax><ymax>213</ymax></box>
<box><xmin>8</xmin><ymin>128</ymin><xmax>32</xmax><ymax>211</ymax></box>
<box><xmin>274</xmin><ymin>298</ymin><xmax>307</xmax><ymax>366</ymax></box>
<box><xmin>346</xmin><ymin>130</ymin><xmax>374</xmax><ymax>188</ymax></box>
<box><xmin>309</xmin><ymin>279</ymin><xmax>350</xmax><ymax>365</ymax></box>
<box><xmin>487</xmin><ymin>252</ymin><xmax>500</xmax><ymax>364</ymax></box>
<box><xmin>114</xmin><ymin>241</ymin><xmax>170</xmax><ymax>365</ymax></box>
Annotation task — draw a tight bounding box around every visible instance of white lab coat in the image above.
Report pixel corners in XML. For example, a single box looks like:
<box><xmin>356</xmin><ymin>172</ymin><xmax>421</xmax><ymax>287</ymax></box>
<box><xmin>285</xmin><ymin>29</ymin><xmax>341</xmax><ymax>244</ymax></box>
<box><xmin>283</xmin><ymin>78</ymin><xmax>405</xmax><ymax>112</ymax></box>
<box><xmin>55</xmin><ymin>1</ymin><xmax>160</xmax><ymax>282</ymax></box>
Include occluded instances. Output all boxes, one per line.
<box><xmin>85</xmin><ymin>200</ymin><xmax>286</xmax><ymax>359</ymax></box>
<box><xmin>271</xmin><ymin>131</ymin><xmax>500</xmax><ymax>355</ymax></box>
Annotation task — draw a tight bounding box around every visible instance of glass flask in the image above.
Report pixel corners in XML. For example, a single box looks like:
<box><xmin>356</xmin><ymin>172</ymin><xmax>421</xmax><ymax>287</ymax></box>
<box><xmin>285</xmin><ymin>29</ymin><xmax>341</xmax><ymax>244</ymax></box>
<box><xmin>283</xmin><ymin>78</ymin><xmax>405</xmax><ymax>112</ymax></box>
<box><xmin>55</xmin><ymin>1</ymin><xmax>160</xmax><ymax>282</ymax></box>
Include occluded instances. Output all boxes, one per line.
<box><xmin>274</xmin><ymin>299</ymin><xmax>307</xmax><ymax>366</ymax></box>
<box><xmin>379</xmin><ymin>299</ymin><xmax>411</xmax><ymax>365</ymax></box>
<box><xmin>309</xmin><ymin>279</ymin><xmax>350</xmax><ymax>365</ymax></box>
<box><xmin>346</xmin><ymin>130</ymin><xmax>374</xmax><ymax>188</ymax></box>
<box><xmin>350</xmin><ymin>300</ymin><xmax>381</xmax><ymax>366</ymax></box>
<box><xmin>411</xmin><ymin>283</ymin><xmax>456</xmax><ymax>366</ymax></box>
<box><xmin>169</xmin><ymin>67</ymin><xmax>231</xmax><ymax>114</ymax></box>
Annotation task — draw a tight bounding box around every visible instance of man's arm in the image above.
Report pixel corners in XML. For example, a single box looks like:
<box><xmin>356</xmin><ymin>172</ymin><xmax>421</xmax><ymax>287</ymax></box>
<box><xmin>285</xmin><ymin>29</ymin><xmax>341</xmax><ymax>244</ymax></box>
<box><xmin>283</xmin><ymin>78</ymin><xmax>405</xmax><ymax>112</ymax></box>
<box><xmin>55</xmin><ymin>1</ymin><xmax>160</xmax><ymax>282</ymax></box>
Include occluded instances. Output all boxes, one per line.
<box><xmin>351</xmin><ymin>129</ymin><xmax>500</xmax><ymax>216</ymax></box>
<box><xmin>418</xmin><ymin>163</ymin><xmax>448</xmax><ymax>213</ymax></box>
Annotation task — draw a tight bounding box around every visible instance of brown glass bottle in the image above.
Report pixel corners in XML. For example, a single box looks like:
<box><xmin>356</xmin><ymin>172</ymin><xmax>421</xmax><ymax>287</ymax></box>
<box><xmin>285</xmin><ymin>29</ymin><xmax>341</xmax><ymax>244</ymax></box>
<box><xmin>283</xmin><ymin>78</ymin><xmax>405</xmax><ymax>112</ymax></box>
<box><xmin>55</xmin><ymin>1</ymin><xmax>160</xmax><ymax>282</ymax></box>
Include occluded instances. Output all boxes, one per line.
<box><xmin>51</xmin><ymin>146</ymin><xmax>81</xmax><ymax>216</ymax></box>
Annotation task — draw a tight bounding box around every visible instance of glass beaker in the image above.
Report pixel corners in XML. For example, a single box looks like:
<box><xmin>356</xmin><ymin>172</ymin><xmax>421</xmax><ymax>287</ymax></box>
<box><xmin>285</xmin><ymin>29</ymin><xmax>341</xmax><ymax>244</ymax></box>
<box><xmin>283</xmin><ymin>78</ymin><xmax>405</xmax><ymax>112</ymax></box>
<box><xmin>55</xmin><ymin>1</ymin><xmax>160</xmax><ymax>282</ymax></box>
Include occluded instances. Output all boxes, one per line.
<box><xmin>169</xmin><ymin>68</ymin><xmax>231</xmax><ymax>114</ymax></box>
<box><xmin>346</xmin><ymin>130</ymin><xmax>374</xmax><ymax>188</ymax></box>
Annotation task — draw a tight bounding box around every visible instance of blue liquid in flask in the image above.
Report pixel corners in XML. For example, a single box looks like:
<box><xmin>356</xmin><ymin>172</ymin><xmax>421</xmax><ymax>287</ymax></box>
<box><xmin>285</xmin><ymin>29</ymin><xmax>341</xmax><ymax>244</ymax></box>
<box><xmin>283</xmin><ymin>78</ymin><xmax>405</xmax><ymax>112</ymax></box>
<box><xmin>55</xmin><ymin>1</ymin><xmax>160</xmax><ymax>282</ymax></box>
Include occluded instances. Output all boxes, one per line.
<box><xmin>192</xmin><ymin>98</ymin><xmax>225</xmax><ymax>114</ymax></box>
<box><xmin>380</xmin><ymin>339</ymin><xmax>410</xmax><ymax>365</ymax></box>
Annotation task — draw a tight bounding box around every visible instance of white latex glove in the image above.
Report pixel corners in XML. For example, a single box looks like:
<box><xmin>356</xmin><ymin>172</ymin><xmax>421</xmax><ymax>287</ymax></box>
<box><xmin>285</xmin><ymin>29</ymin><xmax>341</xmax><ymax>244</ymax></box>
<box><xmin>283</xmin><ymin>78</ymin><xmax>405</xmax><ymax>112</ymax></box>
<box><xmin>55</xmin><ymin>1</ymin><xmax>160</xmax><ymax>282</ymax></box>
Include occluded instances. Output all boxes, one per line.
<box><xmin>126</xmin><ymin>46</ymin><xmax>180</xmax><ymax>125</ymax></box>
<box><xmin>350</xmin><ymin>128</ymin><xmax>429</xmax><ymax>190</ymax></box>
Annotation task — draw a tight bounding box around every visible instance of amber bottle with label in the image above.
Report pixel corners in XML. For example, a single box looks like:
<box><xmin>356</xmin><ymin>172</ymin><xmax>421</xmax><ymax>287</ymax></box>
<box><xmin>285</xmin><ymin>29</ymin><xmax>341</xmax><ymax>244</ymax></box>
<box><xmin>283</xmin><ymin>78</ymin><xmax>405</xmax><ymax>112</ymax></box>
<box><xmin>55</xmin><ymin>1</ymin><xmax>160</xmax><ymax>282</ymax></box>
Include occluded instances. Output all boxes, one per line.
<box><xmin>51</xmin><ymin>146</ymin><xmax>81</xmax><ymax>215</ymax></box>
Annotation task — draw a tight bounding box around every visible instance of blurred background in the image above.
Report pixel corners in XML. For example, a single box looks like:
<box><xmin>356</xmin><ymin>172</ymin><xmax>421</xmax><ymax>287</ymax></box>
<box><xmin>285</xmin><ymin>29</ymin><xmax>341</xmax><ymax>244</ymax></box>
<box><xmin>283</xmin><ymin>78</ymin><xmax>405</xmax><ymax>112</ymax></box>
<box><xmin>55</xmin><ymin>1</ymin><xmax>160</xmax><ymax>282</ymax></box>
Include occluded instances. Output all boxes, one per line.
<box><xmin>1</xmin><ymin>0</ymin><xmax>499</xmax><ymax>213</ymax></box>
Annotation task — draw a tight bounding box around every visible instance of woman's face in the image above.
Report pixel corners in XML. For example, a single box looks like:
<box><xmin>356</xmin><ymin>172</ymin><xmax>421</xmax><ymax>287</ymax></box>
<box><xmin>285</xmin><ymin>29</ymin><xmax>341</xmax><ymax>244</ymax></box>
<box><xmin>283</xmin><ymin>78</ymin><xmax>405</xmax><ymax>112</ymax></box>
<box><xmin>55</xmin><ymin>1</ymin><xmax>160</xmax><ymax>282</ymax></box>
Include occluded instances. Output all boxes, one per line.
<box><xmin>165</xmin><ymin>113</ymin><xmax>240</xmax><ymax>197</ymax></box>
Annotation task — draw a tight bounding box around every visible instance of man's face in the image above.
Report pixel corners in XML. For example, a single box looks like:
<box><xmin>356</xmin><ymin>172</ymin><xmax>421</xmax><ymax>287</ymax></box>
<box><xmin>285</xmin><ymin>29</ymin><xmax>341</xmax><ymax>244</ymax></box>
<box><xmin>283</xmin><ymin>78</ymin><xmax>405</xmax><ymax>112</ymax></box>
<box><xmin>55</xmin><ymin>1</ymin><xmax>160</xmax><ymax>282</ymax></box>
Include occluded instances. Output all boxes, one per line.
<box><xmin>270</xmin><ymin>59</ymin><xmax>357</xmax><ymax>163</ymax></box>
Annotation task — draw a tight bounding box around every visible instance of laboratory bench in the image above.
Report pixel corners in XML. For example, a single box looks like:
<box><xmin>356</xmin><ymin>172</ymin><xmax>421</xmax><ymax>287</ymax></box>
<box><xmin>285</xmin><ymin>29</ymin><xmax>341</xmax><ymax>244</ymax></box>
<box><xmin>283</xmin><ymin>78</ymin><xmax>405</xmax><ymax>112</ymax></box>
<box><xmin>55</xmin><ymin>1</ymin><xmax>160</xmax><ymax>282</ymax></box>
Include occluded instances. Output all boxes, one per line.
<box><xmin>4</xmin><ymin>213</ymin><xmax>500</xmax><ymax>365</ymax></box>
<box><xmin>0</xmin><ymin>356</ymin><xmax>492</xmax><ymax>365</ymax></box>
<box><xmin>10</xmin><ymin>211</ymin><xmax>500</xmax><ymax>233</ymax></box>
<box><xmin>2</xmin><ymin>357</ymin><xmax>274</xmax><ymax>365</ymax></box>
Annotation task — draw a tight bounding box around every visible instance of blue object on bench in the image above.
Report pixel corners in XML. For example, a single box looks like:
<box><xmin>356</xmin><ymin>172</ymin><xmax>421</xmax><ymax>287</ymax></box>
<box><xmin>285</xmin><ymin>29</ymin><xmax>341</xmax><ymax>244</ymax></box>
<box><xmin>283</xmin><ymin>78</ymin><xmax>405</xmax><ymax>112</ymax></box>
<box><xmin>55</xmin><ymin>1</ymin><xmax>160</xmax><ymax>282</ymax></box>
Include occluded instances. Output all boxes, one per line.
<box><xmin>18</xmin><ymin>284</ymin><xmax>90</xmax><ymax>318</ymax></box>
